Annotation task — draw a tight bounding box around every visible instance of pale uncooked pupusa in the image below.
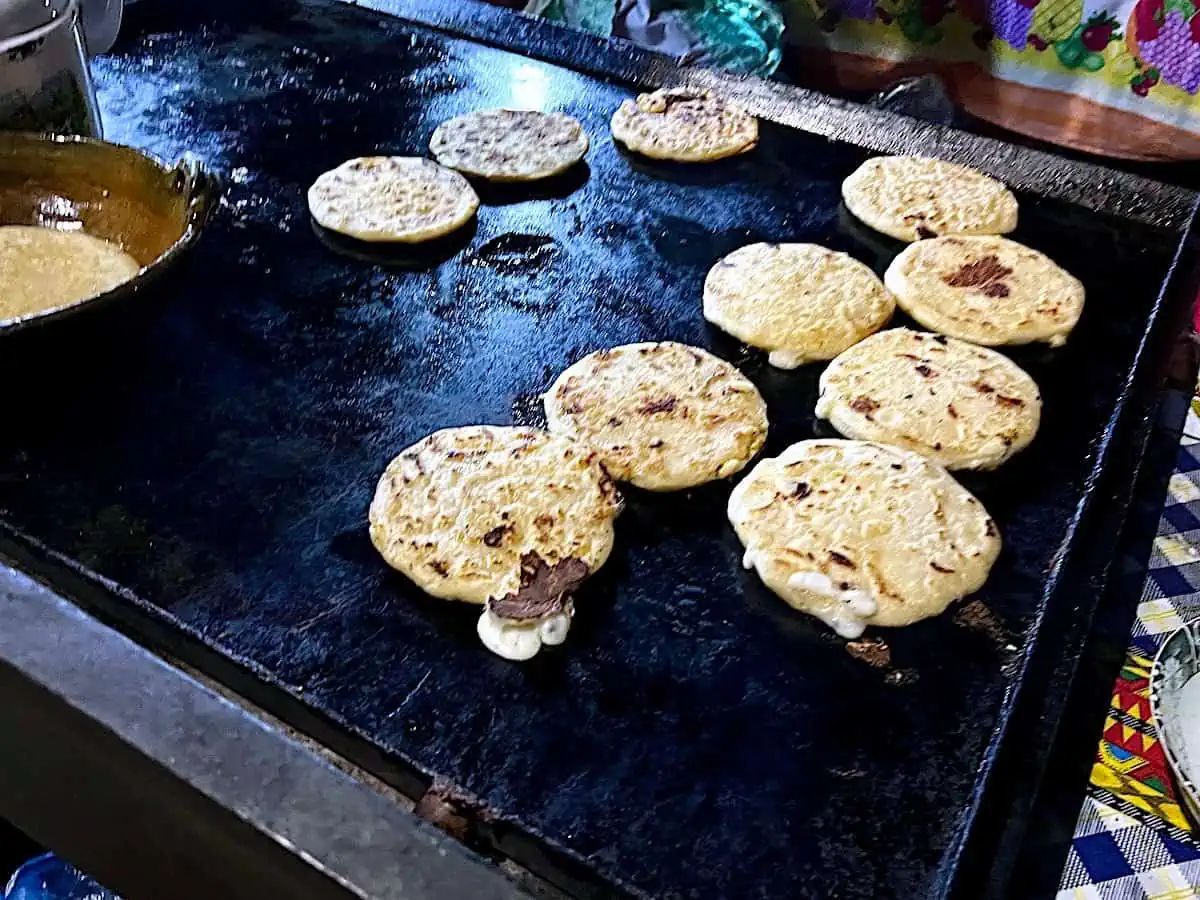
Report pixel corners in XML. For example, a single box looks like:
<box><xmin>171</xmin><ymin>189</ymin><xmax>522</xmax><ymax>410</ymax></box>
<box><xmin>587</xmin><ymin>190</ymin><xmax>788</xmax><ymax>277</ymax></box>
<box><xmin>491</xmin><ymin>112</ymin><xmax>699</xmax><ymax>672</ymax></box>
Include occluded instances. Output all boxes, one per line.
<box><xmin>430</xmin><ymin>108</ymin><xmax>589</xmax><ymax>181</ymax></box>
<box><xmin>544</xmin><ymin>342</ymin><xmax>769</xmax><ymax>491</ymax></box>
<box><xmin>610</xmin><ymin>88</ymin><xmax>758</xmax><ymax>162</ymax></box>
<box><xmin>842</xmin><ymin>155</ymin><xmax>1019</xmax><ymax>242</ymax></box>
<box><xmin>703</xmin><ymin>242</ymin><xmax>895</xmax><ymax>368</ymax></box>
<box><xmin>308</xmin><ymin>156</ymin><xmax>478</xmax><ymax>243</ymax></box>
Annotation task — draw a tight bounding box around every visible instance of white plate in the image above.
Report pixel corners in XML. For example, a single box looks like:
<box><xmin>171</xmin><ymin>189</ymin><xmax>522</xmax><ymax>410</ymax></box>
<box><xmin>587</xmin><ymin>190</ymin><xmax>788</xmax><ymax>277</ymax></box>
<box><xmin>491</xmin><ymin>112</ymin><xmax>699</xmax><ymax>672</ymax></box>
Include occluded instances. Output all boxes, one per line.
<box><xmin>1150</xmin><ymin>622</ymin><xmax>1200</xmax><ymax>827</ymax></box>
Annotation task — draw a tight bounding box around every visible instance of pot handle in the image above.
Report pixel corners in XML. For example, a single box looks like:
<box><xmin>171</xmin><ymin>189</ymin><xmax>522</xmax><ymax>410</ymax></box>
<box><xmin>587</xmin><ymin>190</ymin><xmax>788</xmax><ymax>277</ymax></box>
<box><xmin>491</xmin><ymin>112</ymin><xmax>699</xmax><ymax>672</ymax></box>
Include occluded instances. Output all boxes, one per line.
<box><xmin>171</xmin><ymin>154</ymin><xmax>221</xmax><ymax>229</ymax></box>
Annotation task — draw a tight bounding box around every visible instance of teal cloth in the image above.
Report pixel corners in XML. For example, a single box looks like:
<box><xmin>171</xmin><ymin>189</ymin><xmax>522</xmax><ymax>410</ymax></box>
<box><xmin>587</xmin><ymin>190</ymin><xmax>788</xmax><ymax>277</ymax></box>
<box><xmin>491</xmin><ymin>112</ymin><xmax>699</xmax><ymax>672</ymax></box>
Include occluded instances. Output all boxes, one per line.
<box><xmin>522</xmin><ymin>0</ymin><xmax>785</xmax><ymax>75</ymax></box>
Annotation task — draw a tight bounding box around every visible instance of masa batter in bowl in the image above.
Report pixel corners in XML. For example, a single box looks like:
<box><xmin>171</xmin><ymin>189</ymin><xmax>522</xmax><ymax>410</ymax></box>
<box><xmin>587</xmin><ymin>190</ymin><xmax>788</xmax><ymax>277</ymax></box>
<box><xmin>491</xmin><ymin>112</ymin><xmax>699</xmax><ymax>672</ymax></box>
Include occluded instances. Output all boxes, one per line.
<box><xmin>0</xmin><ymin>225</ymin><xmax>141</xmax><ymax>322</ymax></box>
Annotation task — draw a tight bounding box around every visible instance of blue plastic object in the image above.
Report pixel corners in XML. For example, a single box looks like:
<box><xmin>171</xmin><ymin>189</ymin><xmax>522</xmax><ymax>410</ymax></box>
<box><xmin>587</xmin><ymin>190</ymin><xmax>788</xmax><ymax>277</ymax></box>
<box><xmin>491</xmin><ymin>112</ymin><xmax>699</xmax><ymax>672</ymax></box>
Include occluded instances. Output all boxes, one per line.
<box><xmin>4</xmin><ymin>854</ymin><xmax>119</xmax><ymax>900</ymax></box>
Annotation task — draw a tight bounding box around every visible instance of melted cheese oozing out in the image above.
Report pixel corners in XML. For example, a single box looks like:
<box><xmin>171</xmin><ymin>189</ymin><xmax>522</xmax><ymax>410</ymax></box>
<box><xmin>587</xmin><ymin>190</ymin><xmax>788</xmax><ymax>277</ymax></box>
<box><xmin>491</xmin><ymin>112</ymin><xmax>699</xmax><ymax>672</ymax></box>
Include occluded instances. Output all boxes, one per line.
<box><xmin>476</xmin><ymin>608</ymin><xmax>573</xmax><ymax>662</ymax></box>
<box><xmin>767</xmin><ymin>349</ymin><xmax>807</xmax><ymax>370</ymax></box>
<box><xmin>785</xmin><ymin>571</ymin><xmax>878</xmax><ymax>638</ymax></box>
<box><xmin>0</xmin><ymin>226</ymin><xmax>141</xmax><ymax>321</ymax></box>
<box><xmin>814</xmin><ymin>391</ymin><xmax>833</xmax><ymax>419</ymax></box>
<box><xmin>743</xmin><ymin>545</ymin><xmax>878</xmax><ymax>639</ymax></box>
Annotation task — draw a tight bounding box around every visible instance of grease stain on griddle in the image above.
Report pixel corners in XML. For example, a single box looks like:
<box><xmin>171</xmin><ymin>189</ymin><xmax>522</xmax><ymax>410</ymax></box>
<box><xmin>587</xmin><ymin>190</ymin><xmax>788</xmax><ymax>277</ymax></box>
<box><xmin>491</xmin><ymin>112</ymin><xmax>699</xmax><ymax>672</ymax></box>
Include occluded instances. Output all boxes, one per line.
<box><xmin>651</xmin><ymin>215</ymin><xmax>719</xmax><ymax>265</ymax></box>
<box><xmin>593</xmin><ymin>220</ymin><xmax>639</xmax><ymax>247</ymax></box>
<box><xmin>466</xmin><ymin>233</ymin><xmax>558</xmax><ymax>275</ymax></box>
<box><xmin>953</xmin><ymin>598</ymin><xmax>1016</xmax><ymax>653</ymax></box>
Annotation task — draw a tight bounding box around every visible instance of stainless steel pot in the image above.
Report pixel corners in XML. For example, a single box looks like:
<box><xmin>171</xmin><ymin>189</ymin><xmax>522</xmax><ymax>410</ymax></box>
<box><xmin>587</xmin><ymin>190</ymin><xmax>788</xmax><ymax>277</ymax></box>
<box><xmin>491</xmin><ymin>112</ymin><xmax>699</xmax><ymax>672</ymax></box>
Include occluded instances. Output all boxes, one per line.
<box><xmin>0</xmin><ymin>0</ymin><xmax>101</xmax><ymax>136</ymax></box>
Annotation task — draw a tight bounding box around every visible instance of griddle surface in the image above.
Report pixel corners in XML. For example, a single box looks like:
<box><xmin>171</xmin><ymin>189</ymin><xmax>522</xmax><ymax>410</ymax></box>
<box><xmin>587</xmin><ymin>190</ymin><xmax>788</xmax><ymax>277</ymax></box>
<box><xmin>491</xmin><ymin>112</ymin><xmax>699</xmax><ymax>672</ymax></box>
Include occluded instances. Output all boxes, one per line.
<box><xmin>0</xmin><ymin>1</ymin><xmax>1183</xmax><ymax>897</ymax></box>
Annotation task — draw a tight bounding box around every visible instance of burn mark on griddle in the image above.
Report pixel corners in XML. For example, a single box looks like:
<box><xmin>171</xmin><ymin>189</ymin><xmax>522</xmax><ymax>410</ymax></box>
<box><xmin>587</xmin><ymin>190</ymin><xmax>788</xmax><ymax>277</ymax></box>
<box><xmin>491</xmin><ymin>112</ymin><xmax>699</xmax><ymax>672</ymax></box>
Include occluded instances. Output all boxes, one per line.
<box><xmin>995</xmin><ymin>394</ymin><xmax>1025</xmax><ymax>407</ymax></box>
<box><xmin>930</xmin><ymin>561</ymin><xmax>955</xmax><ymax>573</ymax></box>
<box><xmin>947</xmin><ymin>404</ymin><xmax>959</xmax><ymax>419</ymax></box>
<box><xmin>639</xmin><ymin>396</ymin><xmax>678</xmax><ymax>415</ymax></box>
<box><xmin>490</xmin><ymin>552</ymin><xmax>589</xmax><ymax>621</ymax></box>
<box><xmin>973</xmin><ymin>381</ymin><xmax>995</xmax><ymax>394</ymax></box>
<box><xmin>829</xmin><ymin>550</ymin><xmax>856</xmax><ymax>568</ymax></box>
<box><xmin>914</xmin><ymin>364</ymin><xmax>935</xmax><ymax>378</ymax></box>
<box><xmin>793</xmin><ymin>481</ymin><xmax>812</xmax><ymax>499</ymax></box>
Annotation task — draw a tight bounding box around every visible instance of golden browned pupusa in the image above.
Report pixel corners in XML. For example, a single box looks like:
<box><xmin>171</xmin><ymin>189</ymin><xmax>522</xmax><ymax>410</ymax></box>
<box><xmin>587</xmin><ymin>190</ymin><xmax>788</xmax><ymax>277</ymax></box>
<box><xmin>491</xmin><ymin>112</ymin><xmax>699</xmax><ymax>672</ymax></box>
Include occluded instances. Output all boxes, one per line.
<box><xmin>0</xmin><ymin>225</ymin><xmax>140</xmax><ymax>322</ymax></box>
<box><xmin>544</xmin><ymin>342</ymin><xmax>769</xmax><ymax>491</ymax></box>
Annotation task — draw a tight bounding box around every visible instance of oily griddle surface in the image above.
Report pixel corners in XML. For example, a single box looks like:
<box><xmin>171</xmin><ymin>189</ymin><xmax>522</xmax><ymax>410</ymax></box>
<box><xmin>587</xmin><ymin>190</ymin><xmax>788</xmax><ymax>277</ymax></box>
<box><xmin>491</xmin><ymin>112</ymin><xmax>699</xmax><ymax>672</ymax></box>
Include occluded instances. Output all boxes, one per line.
<box><xmin>0</xmin><ymin>1</ymin><xmax>1180</xmax><ymax>897</ymax></box>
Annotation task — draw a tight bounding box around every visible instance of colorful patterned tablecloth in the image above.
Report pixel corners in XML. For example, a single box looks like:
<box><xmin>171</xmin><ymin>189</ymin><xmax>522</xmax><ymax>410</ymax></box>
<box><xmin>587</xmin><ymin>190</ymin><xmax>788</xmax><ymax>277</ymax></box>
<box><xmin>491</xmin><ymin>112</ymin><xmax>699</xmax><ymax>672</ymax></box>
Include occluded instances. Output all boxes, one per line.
<box><xmin>1058</xmin><ymin>394</ymin><xmax>1200</xmax><ymax>898</ymax></box>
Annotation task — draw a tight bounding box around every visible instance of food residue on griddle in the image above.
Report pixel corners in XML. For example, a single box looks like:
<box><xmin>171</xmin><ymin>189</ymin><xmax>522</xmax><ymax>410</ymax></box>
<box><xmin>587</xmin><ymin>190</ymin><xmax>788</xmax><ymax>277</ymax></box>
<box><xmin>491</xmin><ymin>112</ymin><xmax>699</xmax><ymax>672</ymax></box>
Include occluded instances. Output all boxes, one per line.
<box><xmin>845</xmin><ymin>637</ymin><xmax>891</xmax><ymax>667</ymax></box>
<box><xmin>952</xmin><ymin>598</ymin><xmax>1013</xmax><ymax>651</ymax></box>
<box><xmin>414</xmin><ymin>780</ymin><xmax>495</xmax><ymax>845</ymax></box>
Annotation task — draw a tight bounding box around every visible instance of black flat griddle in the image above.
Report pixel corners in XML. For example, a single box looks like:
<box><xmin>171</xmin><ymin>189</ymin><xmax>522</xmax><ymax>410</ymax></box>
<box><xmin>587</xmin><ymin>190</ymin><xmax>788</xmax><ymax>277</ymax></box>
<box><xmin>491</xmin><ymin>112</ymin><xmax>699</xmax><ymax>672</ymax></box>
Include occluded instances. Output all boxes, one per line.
<box><xmin>1</xmin><ymin>1</ymin><xmax>1197</xmax><ymax>897</ymax></box>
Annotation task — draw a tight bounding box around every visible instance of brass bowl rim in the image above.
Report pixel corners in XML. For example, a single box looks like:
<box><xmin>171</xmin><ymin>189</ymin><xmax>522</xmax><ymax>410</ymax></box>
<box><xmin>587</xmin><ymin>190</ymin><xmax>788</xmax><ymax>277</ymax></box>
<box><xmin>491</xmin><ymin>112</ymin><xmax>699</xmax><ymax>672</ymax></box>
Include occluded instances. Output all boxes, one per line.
<box><xmin>0</xmin><ymin>131</ymin><xmax>220</xmax><ymax>335</ymax></box>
